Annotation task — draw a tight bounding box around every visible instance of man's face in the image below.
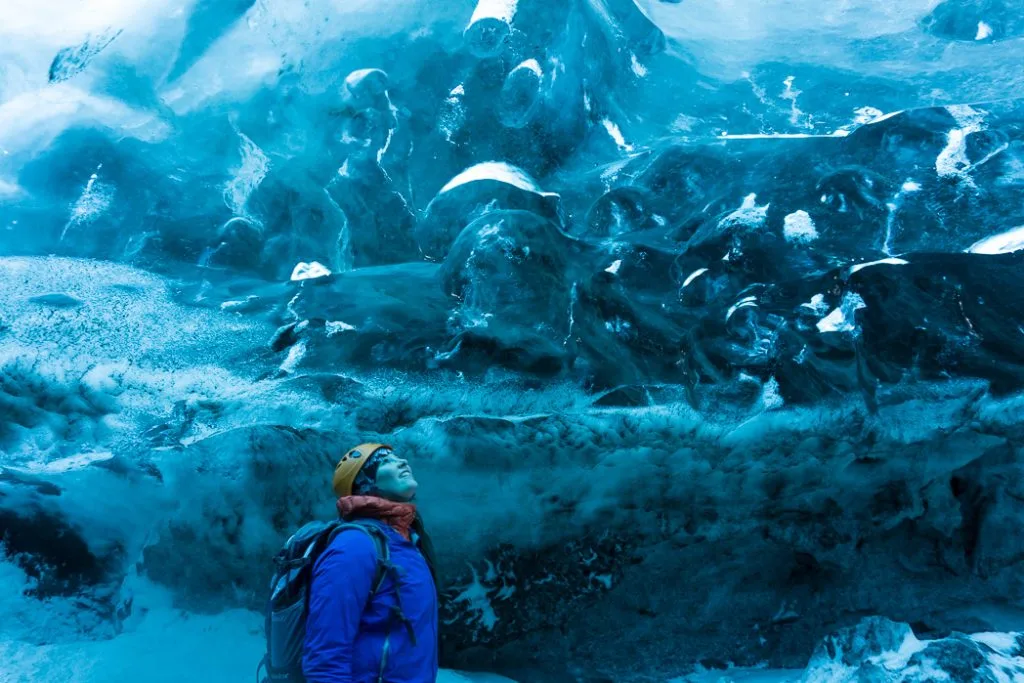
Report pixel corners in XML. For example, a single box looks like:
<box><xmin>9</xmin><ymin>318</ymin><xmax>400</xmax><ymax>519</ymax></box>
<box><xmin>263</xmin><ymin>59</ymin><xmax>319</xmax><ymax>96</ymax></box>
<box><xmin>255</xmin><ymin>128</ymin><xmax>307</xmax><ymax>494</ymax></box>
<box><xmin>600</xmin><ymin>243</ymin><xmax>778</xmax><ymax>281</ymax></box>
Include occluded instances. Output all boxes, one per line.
<box><xmin>373</xmin><ymin>452</ymin><xmax>418</xmax><ymax>502</ymax></box>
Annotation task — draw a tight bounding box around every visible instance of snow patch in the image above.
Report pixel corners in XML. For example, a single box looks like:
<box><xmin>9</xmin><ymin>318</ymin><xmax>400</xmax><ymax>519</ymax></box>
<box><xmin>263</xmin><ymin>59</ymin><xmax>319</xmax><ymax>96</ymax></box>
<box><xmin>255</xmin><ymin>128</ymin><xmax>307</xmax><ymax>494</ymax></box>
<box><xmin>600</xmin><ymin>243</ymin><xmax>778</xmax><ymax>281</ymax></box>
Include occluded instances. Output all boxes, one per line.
<box><xmin>683</xmin><ymin>267</ymin><xmax>709</xmax><ymax>288</ymax></box>
<box><xmin>971</xmin><ymin>631</ymin><xmax>1020</xmax><ymax>654</ymax></box>
<box><xmin>290</xmin><ymin>261</ymin><xmax>331</xmax><ymax>281</ymax></box>
<box><xmin>761</xmin><ymin>376</ymin><xmax>784</xmax><ymax>410</ymax></box>
<box><xmin>440</xmin><ymin>162</ymin><xmax>556</xmax><ymax>197</ymax></box>
<box><xmin>853</xmin><ymin>106</ymin><xmax>884</xmax><ymax>125</ymax></box>
<box><xmin>723</xmin><ymin>193</ymin><xmax>769</xmax><ymax>227</ymax></box>
<box><xmin>451</xmin><ymin>569</ymin><xmax>499</xmax><ymax>631</ymax></box>
<box><xmin>468</xmin><ymin>0</ymin><xmax>518</xmax><ymax>26</ymax></box>
<box><xmin>800</xmin><ymin>293</ymin><xmax>829</xmax><ymax>316</ymax></box>
<box><xmin>518</xmin><ymin>58</ymin><xmax>542</xmax><ymax>77</ymax></box>
<box><xmin>601</xmin><ymin>118</ymin><xmax>633</xmax><ymax>152</ymax></box>
<box><xmin>325</xmin><ymin>320</ymin><xmax>357</xmax><ymax>336</ymax></box>
<box><xmin>864</xmin><ymin>109</ymin><xmax>904</xmax><ymax>125</ymax></box>
<box><xmin>783</xmin><ymin>210</ymin><xmax>817</xmax><ymax>243</ymax></box>
<box><xmin>967</xmin><ymin>226</ymin><xmax>1024</xmax><ymax>255</ymax></box>
<box><xmin>279</xmin><ymin>339</ymin><xmax>307</xmax><ymax>373</ymax></box>
<box><xmin>936</xmin><ymin>105</ymin><xmax>986</xmax><ymax>187</ymax></box>
<box><xmin>630</xmin><ymin>52</ymin><xmax>648</xmax><ymax>77</ymax></box>
<box><xmin>848</xmin><ymin>257</ymin><xmax>909</xmax><ymax>275</ymax></box>
<box><xmin>727</xmin><ymin>295</ymin><xmax>758</xmax><ymax>322</ymax></box>
<box><xmin>61</xmin><ymin>165</ymin><xmax>113</xmax><ymax>241</ymax></box>
<box><xmin>817</xmin><ymin>292</ymin><xmax>866</xmax><ymax>334</ymax></box>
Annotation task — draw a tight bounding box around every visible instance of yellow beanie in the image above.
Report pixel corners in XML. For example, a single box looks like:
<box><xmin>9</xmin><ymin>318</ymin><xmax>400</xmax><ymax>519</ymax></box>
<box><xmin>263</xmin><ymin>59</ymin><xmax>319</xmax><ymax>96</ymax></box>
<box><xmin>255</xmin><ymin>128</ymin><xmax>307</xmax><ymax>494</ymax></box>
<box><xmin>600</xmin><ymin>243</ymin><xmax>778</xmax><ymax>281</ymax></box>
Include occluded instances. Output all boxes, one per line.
<box><xmin>332</xmin><ymin>443</ymin><xmax>392</xmax><ymax>497</ymax></box>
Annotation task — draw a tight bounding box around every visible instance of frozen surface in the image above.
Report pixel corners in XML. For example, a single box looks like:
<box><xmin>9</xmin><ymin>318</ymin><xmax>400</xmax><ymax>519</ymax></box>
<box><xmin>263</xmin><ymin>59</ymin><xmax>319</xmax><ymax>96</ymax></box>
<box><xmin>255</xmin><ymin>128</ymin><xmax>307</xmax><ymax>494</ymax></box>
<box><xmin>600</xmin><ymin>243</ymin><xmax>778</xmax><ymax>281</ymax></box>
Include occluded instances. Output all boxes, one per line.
<box><xmin>0</xmin><ymin>569</ymin><xmax>515</xmax><ymax>683</ymax></box>
<box><xmin>3</xmin><ymin>0</ymin><xmax>1024</xmax><ymax>681</ymax></box>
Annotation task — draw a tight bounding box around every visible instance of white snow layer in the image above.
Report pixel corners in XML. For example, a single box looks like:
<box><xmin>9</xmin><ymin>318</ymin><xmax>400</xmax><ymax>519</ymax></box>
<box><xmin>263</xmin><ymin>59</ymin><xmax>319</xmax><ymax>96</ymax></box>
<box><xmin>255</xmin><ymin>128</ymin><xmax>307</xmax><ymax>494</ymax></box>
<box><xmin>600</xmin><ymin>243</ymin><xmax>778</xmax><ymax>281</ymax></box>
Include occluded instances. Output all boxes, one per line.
<box><xmin>439</xmin><ymin>161</ymin><xmax>557</xmax><ymax>197</ymax></box>
<box><xmin>967</xmin><ymin>225</ymin><xmax>1024</xmax><ymax>255</ymax></box>
<box><xmin>783</xmin><ymin>210</ymin><xmax>818</xmax><ymax>243</ymax></box>
<box><xmin>290</xmin><ymin>261</ymin><xmax>332</xmax><ymax>281</ymax></box>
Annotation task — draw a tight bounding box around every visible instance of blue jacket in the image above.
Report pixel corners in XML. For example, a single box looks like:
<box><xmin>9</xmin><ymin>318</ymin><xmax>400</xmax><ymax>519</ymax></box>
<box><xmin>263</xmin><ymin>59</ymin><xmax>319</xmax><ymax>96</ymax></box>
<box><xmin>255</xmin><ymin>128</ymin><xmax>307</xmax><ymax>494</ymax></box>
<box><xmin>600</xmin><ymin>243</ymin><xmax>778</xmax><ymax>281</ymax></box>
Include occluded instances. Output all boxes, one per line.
<box><xmin>302</xmin><ymin>521</ymin><xmax>438</xmax><ymax>683</ymax></box>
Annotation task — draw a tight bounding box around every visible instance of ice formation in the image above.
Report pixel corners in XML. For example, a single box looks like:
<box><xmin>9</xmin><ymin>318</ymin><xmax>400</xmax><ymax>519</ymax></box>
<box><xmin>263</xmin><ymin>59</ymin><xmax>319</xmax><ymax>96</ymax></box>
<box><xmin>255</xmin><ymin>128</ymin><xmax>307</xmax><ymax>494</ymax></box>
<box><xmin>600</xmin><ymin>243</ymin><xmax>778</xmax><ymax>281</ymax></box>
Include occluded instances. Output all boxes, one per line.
<box><xmin>2</xmin><ymin>0</ymin><xmax>1024</xmax><ymax>681</ymax></box>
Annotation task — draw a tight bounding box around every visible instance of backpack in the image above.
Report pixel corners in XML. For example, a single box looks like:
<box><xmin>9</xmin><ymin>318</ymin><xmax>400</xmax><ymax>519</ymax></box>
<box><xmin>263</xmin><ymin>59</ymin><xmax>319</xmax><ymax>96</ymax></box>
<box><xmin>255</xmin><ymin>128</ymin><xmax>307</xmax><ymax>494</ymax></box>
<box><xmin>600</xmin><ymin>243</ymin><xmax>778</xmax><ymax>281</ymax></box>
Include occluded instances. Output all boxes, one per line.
<box><xmin>256</xmin><ymin>519</ymin><xmax>391</xmax><ymax>683</ymax></box>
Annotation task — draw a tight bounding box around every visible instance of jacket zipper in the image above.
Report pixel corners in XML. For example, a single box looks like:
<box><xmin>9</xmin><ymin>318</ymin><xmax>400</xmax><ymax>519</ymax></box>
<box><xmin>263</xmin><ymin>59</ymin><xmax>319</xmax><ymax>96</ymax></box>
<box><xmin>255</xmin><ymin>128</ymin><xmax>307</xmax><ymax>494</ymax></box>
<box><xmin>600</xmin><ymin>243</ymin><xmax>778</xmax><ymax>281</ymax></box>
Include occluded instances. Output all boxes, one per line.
<box><xmin>377</xmin><ymin>633</ymin><xmax>391</xmax><ymax>683</ymax></box>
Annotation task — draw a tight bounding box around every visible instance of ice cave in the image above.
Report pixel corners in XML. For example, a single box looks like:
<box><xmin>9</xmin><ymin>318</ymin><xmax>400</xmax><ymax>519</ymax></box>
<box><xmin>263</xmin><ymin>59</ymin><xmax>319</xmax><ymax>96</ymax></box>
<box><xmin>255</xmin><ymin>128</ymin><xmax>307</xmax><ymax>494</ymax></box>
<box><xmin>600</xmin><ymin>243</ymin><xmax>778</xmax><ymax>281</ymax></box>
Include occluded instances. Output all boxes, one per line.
<box><xmin>1</xmin><ymin>0</ymin><xmax>1023</xmax><ymax>681</ymax></box>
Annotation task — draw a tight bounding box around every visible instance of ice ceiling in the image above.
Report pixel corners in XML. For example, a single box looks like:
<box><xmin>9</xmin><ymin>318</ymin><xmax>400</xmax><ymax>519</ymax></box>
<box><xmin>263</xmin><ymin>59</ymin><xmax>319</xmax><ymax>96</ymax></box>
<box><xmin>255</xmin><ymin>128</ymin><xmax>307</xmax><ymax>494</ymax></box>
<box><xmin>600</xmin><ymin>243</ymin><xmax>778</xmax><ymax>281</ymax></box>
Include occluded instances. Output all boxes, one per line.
<box><xmin>1</xmin><ymin>0</ymin><xmax>1024</xmax><ymax>681</ymax></box>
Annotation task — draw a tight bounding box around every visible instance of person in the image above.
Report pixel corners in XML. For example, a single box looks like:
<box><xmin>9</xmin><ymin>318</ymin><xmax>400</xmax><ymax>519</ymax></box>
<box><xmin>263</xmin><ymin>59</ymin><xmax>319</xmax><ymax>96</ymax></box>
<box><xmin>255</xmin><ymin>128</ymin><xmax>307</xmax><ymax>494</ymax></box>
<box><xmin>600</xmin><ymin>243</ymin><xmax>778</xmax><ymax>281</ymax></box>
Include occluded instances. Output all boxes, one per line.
<box><xmin>302</xmin><ymin>443</ymin><xmax>439</xmax><ymax>683</ymax></box>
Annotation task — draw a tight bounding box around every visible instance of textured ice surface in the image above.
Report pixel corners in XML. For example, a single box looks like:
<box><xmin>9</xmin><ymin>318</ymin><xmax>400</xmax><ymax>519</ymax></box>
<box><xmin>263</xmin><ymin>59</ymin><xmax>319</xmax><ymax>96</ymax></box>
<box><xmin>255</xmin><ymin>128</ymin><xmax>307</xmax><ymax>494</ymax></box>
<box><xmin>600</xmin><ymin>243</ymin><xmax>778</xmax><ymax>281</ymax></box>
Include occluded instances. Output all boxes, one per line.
<box><xmin>3</xmin><ymin>0</ymin><xmax>1024</xmax><ymax>681</ymax></box>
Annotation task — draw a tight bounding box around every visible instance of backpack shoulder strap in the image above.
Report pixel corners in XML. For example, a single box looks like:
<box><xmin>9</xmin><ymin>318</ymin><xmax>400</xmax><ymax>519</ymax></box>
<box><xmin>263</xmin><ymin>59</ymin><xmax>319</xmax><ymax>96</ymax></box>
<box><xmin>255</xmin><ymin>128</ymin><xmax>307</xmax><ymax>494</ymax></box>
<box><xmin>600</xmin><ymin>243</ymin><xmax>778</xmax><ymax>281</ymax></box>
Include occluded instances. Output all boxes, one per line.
<box><xmin>325</xmin><ymin>520</ymin><xmax>391</xmax><ymax>595</ymax></box>
<box><xmin>335</xmin><ymin>521</ymin><xmax>418</xmax><ymax>647</ymax></box>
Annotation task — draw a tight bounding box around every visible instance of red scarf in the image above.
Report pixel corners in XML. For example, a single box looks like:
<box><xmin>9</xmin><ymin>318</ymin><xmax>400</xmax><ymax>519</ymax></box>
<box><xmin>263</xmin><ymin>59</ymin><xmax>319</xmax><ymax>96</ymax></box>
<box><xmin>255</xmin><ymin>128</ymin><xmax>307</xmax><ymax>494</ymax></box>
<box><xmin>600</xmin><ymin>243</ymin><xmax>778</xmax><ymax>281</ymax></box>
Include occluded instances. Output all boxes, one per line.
<box><xmin>337</xmin><ymin>495</ymin><xmax>417</xmax><ymax>540</ymax></box>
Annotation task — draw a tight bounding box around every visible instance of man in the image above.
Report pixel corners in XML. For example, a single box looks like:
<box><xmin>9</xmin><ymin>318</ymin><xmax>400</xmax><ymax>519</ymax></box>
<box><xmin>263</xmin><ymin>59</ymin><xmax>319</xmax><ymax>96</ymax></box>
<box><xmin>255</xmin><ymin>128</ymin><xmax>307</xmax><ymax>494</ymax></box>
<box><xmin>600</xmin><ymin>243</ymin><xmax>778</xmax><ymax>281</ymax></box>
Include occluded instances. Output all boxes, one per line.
<box><xmin>303</xmin><ymin>443</ymin><xmax>438</xmax><ymax>683</ymax></box>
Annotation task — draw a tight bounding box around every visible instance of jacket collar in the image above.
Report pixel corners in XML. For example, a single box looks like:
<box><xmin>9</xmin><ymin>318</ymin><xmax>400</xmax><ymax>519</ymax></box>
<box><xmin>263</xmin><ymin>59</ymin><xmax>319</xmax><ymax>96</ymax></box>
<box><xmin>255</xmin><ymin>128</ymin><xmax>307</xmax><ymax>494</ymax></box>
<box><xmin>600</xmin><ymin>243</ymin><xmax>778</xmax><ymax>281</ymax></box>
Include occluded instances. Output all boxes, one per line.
<box><xmin>337</xmin><ymin>495</ymin><xmax>417</xmax><ymax>541</ymax></box>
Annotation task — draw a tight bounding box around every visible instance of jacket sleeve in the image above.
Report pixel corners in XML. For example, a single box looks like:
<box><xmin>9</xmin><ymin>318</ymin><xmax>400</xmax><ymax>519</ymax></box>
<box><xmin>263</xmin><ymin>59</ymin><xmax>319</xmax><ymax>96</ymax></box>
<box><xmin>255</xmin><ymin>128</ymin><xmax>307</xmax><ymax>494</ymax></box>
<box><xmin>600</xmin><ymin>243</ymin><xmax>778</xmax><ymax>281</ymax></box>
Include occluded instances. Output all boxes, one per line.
<box><xmin>302</xmin><ymin>530</ymin><xmax>378</xmax><ymax>683</ymax></box>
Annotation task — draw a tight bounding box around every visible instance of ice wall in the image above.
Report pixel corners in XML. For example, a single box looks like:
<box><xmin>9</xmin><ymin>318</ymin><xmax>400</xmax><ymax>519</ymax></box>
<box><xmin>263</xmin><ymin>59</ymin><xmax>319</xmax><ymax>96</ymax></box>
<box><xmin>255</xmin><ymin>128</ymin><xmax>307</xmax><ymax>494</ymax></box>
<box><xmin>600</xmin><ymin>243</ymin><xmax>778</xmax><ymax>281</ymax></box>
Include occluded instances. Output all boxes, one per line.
<box><xmin>2</xmin><ymin>0</ymin><xmax>1024</xmax><ymax>680</ymax></box>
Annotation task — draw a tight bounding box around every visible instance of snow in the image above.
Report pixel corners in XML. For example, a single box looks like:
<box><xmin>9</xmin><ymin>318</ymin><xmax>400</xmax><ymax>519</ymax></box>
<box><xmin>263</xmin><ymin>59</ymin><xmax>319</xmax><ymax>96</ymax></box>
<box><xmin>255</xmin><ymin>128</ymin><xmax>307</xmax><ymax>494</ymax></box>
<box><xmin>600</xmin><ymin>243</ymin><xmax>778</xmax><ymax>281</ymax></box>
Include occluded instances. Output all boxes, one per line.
<box><xmin>0</xmin><ymin>571</ymin><xmax>517</xmax><ymax>683</ymax></box>
<box><xmin>936</xmin><ymin>105</ymin><xmax>987</xmax><ymax>186</ymax></box>
<box><xmin>290</xmin><ymin>261</ymin><xmax>332</xmax><ymax>281</ymax></box>
<box><xmin>848</xmin><ymin>257</ymin><xmax>909</xmax><ymax>275</ymax></box>
<box><xmin>967</xmin><ymin>226</ymin><xmax>1024</xmax><ymax>255</ymax></box>
<box><xmin>971</xmin><ymin>631</ymin><xmax>1020</xmax><ymax>654</ymax></box>
<box><xmin>517</xmin><ymin>58</ymin><xmax>542</xmax><ymax>77</ymax></box>
<box><xmin>723</xmin><ymin>193</ymin><xmax>769</xmax><ymax>227</ymax></box>
<box><xmin>783</xmin><ymin>210</ymin><xmax>818</xmax><ymax>243</ymax></box>
<box><xmin>450</xmin><ymin>569</ymin><xmax>499</xmax><ymax>632</ymax></box>
<box><xmin>800</xmin><ymin>293</ymin><xmax>829</xmax><ymax>315</ymax></box>
<box><xmin>61</xmin><ymin>167</ymin><xmax>113</xmax><ymax>241</ymax></box>
<box><xmin>683</xmin><ymin>267</ymin><xmax>709</xmax><ymax>288</ymax></box>
<box><xmin>465</xmin><ymin>0</ymin><xmax>519</xmax><ymax>57</ymax></box>
<box><xmin>468</xmin><ymin>0</ymin><xmax>519</xmax><ymax>25</ymax></box>
<box><xmin>439</xmin><ymin>162</ymin><xmax>556</xmax><ymax>197</ymax></box>
<box><xmin>864</xmin><ymin>109</ymin><xmax>904</xmax><ymax>125</ymax></box>
<box><xmin>760</xmin><ymin>376</ymin><xmax>784</xmax><ymax>410</ymax></box>
<box><xmin>853</xmin><ymin>106</ymin><xmax>884</xmax><ymax>124</ymax></box>
<box><xmin>631</xmin><ymin>53</ymin><xmax>648</xmax><ymax>77</ymax></box>
<box><xmin>325</xmin><ymin>320</ymin><xmax>357</xmax><ymax>336</ymax></box>
<box><xmin>816</xmin><ymin>292</ymin><xmax>866</xmax><ymax>333</ymax></box>
<box><xmin>601</xmin><ymin>119</ymin><xmax>634</xmax><ymax>152</ymax></box>
<box><xmin>726</xmin><ymin>295</ymin><xmax>758</xmax><ymax>321</ymax></box>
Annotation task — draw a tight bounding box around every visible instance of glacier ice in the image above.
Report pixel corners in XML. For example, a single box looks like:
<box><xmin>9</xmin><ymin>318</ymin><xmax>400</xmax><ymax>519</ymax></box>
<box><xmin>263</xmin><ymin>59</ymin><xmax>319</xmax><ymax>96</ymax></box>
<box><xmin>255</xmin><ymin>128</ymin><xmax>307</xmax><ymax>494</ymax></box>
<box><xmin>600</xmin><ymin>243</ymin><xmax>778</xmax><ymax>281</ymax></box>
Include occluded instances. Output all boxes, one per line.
<box><xmin>2</xmin><ymin>0</ymin><xmax>1024</xmax><ymax>681</ymax></box>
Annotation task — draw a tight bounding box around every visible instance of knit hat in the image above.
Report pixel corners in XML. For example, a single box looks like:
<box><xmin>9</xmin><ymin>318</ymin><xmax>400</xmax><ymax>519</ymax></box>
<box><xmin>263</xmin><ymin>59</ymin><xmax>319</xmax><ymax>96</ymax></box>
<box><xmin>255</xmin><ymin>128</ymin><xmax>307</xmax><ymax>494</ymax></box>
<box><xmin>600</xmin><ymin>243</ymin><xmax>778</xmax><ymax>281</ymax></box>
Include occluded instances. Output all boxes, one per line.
<box><xmin>332</xmin><ymin>443</ymin><xmax>393</xmax><ymax>497</ymax></box>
